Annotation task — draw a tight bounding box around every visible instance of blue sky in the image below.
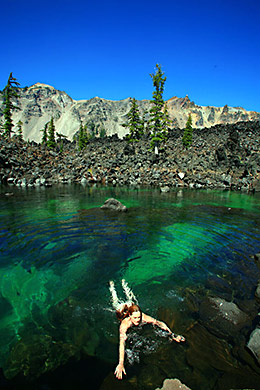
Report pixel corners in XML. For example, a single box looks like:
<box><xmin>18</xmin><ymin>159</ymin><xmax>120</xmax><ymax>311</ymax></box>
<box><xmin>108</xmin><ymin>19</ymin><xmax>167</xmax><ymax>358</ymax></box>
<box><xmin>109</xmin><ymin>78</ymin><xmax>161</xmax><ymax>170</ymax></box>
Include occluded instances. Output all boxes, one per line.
<box><xmin>1</xmin><ymin>0</ymin><xmax>259</xmax><ymax>111</ymax></box>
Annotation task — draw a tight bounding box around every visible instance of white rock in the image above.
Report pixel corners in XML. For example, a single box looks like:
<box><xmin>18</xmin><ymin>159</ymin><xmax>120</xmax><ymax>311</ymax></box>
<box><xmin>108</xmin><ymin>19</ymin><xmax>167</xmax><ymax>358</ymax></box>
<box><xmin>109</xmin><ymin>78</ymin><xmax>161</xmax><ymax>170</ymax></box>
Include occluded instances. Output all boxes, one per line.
<box><xmin>155</xmin><ymin>378</ymin><xmax>191</xmax><ymax>390</ymax></box>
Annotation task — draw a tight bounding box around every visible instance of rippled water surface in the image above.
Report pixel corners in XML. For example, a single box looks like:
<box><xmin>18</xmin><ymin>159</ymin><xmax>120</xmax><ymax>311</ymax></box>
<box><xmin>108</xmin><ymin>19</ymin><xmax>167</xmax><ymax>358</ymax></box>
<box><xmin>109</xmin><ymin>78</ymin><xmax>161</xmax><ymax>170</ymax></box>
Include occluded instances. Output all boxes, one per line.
<box><xmin>0</xmin><ymin>185</ymin><xmax>260</xmax><ymax>390</ymax></box>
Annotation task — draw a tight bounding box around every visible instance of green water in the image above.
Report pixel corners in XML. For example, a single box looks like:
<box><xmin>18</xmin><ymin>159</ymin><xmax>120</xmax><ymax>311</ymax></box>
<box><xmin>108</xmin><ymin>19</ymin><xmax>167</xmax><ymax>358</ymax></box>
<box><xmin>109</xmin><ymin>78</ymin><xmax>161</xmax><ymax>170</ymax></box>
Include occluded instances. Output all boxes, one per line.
<box><xmin>0</xmin><ymin>185</ymin><xmax>260</xmax><ymax>389</ymax></box>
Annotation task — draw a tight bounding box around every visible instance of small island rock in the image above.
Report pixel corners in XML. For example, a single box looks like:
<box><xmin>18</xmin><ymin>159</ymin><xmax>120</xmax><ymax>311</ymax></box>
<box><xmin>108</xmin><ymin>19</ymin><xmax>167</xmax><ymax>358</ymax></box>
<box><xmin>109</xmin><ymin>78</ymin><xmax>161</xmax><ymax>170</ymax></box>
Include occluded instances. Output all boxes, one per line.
<box><xmin>101</xmin><ymin>198</ymin><xmax>127</xmax><ymax>212</ymax></box>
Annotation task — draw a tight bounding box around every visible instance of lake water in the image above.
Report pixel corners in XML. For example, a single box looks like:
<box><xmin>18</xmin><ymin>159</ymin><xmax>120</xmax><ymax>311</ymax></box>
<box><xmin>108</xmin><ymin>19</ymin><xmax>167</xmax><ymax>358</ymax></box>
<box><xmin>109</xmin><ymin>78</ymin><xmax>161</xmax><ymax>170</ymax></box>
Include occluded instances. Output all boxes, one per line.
<box><xmin>0</xmin><ymin>185</ymin><xmax>260</xmax><ymax>390</ymax></box>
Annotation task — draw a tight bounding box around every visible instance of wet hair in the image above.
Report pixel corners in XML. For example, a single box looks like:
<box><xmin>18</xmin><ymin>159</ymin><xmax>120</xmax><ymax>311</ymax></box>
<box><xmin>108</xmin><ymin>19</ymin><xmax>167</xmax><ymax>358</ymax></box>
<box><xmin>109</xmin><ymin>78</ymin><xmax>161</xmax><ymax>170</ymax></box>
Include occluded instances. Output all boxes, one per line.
<box><xmin>116</xmin><ymin>303</ymin><xmax>142</xmax><ymax>322</ymax></box>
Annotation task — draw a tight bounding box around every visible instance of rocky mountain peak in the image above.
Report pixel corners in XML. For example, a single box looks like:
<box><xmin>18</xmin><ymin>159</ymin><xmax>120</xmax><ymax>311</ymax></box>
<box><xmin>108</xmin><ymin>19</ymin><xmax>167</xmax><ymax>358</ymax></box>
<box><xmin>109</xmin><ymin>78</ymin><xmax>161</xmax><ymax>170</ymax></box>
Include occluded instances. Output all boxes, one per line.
<box><xmin>0</xmin><ymin>83</ymin><xmax>259</xmax><ymax>143</ymax></box>
<box><xmin>29</xmin><ymin>83</ymin><xmax>56</xmax><ymax>90</ymax></box>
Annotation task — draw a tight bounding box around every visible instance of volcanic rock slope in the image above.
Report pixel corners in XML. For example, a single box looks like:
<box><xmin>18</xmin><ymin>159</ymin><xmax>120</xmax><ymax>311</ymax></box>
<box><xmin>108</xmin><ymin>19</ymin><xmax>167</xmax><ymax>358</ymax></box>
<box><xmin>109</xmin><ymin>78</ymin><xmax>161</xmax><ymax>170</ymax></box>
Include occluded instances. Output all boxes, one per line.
<box><xmin>0</xmin><ymin>83</ymin><xmax>259</xmax><ymax>143</ymax></box>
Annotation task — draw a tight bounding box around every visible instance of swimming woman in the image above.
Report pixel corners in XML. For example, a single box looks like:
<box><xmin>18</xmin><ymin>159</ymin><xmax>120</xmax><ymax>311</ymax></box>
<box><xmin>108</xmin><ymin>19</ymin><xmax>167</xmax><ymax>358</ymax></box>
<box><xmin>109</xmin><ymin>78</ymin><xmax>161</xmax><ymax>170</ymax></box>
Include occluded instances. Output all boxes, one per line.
<box><xmin>109</xmin><ymin>280</ymin><xmax>185</xmax><ymax>380</ymax></box>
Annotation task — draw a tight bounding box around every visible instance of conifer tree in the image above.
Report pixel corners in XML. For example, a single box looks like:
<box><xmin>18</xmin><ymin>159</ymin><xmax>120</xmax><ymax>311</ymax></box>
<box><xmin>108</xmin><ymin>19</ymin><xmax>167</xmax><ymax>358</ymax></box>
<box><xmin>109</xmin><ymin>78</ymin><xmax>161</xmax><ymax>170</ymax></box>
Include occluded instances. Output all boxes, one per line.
<box><xmin>2</xmin><ymin>73</ymin><xmax>20</xmax><ymax>138</ymax></box>
<box><xmin>59</xmin><ymin>139</ymin><xmax>64</xmax><ymax>154</ymax></box>
<box><xmin>182</xmin><ymin>114</ymin><xmax>193</xmax><ymax>148</ymax></box>
<box><xmin>56</xmin><ymin>133</ymin><xmax>67</xmax><ymax>153</ymax></box>
<box><xmin>16</xmin><ymin>120</ymin><xmax>23</xmax><ymax>140</ymax></box>
<box><xmin>122</xmin><ymin>97</ymin><xmax>144</xmax><ymax>142</ymax></box>
<box><xmin>162</xmin><ymin>102</ymin><xmax>171</xmax><ymax>135</ymax></box>
<box><xmin>41</xmin><ymin>122</ymin><xmax>49</xmax><ymax>144</ymax></box>
<box><xmin>149</xmin><ymin>64</ymin><xmax>169</xmax><ymax>149</ymax></box>
<box><xmin>47</xmin><ymin>117</ymin><xmax>56</xmax><ymax>149</ymax></box>
<box><xmin>99</xmin><ymin>127</ymin><xmax>107</xmax><ymax>138</ymax></box>
<box><xmin>78</xmin><ymin>122</ymin><xmax>89</xmax><ymax>150</ymax></box>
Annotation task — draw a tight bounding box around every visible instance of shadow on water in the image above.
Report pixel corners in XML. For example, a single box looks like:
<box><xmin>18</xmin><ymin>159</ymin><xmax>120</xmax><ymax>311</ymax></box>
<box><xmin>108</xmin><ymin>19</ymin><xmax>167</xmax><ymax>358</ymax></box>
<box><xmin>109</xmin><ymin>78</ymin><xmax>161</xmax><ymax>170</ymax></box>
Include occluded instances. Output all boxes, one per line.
<box><xmin>0</xmin><ymin>185</ymin><xmax>260</xmax><ymax>389</ymax></box>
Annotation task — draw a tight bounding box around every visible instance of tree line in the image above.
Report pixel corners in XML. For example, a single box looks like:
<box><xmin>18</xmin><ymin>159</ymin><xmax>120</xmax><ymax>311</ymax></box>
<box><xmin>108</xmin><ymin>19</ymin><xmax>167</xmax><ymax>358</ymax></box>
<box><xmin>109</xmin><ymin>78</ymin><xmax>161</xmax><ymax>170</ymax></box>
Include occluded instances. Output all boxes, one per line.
<box><xmin>0</xmin><ymin>66</ymin><xmax>193</xmax><ymax>150</ymax></box>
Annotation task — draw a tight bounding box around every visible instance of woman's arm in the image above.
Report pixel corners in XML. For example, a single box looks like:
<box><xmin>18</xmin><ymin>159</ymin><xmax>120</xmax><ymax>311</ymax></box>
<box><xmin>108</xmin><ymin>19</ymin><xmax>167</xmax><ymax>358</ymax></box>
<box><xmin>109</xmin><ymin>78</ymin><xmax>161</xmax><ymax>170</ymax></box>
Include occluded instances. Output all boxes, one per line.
<box><xmin>142</xmin><ymin>313</ymin><xmax>185</xmax><ymax>342</ymax></box>
<box><xmin>115</xmin><ymin>323</ymin><xmax>128</xmax><ymax>379</ymax></box>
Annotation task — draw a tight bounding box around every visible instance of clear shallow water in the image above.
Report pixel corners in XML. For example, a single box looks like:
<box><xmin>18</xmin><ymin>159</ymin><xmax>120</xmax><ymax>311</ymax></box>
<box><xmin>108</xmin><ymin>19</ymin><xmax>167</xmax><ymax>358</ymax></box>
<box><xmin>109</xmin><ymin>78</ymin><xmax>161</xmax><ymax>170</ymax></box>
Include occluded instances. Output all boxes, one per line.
<box><xmin>0</xmin><ymin>185</ymin><xmax>260</xmax><ymax>389</ymax></box>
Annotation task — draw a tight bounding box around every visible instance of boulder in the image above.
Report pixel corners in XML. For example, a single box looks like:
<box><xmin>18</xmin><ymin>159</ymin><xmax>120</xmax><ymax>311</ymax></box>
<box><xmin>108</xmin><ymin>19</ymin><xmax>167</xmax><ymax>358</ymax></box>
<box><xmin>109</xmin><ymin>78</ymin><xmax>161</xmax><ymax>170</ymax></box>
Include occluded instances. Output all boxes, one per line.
<box><xmin>101</xmin><ymin>198</ymin><xmax>127</xmax><ymax>212</ymax></box>
<box><xmin>247</xmin><ymin>327</ymin><xmax>260</xmax><ymax>365</ymax></box>
<box><xmin>252</xmin><ymin>179</ymin><xmax>260</xmax><ymax>192</ymax></box>
<box><xmin>81</xmin><ymin>177</ymin><xmax>88</xmax><ymax>185</ymax></box>
<box><xmin>160</xmin><ymin>186</ymin><xmax>170</xmax><ymax>193</ymax></box>
<box><xmin>155</xmin><ymin>379</ymin><xmax>191</xmax><ymax>390</ymax></box>
<box><xmin>178</xmin><ymin>172</ymin><xmax>185</xmax><ymax>180</ymax></box>
<box><xmin>199</xmin><ymin>297</ymin><xmax>249</xmax><ymax>339</ymax></box>
<box><xmin>254</xmin><ymin>253</ymin><xmax>260</xmax><ymax>269</ymax></box>
<box><xmin>255</xmin><ymin>281</ymin><xmax>260</xmax><ymax>300</ymax></box>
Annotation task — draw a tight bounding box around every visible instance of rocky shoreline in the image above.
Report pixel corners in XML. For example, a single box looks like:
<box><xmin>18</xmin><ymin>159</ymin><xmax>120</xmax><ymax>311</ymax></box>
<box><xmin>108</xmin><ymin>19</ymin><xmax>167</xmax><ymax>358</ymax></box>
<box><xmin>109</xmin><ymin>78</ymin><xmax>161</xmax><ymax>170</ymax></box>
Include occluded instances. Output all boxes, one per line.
<box><xmin>0</xmin><ymin>120</ymin><xmax>260</xmax><ymax>192</ymax></box>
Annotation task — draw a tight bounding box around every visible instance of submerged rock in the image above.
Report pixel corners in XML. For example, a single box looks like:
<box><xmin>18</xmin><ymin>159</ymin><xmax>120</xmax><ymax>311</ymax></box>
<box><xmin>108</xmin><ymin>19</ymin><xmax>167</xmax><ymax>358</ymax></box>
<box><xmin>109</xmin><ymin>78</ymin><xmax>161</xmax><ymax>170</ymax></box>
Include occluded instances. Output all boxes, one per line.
<box><xmin>155</xmin><ymin>378</ymin><xmax>191</xmax><ymax>390</ymax></box>
<box><xmin>101</xmin><ymin>198</ymin><xmax>127</xmax><ymax>212</ymax></box>
<box><xmin>3</xmin><ymin>334</ymin><xmax>78</xmax><ymax>380</ymax></box>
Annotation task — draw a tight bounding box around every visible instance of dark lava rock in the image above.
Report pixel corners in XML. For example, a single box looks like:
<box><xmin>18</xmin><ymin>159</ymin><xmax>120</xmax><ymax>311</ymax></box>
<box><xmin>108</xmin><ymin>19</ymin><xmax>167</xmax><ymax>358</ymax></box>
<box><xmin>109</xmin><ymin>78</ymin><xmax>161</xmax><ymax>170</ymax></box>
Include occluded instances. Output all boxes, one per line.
<box><xmin>186</xmin><ymin>323</ymin><xmax>238</xmax><ymax>372</ymax></box>
<box><xmin>185</xmin><ymin>323</ymin><xmax>239</xmax><ymax>389</ymax></box>
<box><xmin>1</xmin><ymin>120</ymin><xmax>260</xmax><ymax>191</ymax></box>
<box><xmin>199</xmin><ymin>297</ymin><xmax>249</xmax><ymax>340</ymax></box>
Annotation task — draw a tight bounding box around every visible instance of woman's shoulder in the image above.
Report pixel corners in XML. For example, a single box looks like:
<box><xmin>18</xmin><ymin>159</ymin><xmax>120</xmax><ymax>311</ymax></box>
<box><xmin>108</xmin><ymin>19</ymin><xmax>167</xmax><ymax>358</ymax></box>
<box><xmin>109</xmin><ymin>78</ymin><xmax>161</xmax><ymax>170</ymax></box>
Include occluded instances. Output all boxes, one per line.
<box><xmin>142</xmin><ymin>313</ymin><xmax>157</xmax><ymax>324</ymax></box>
<box><xmin>120</xmin><ymin>317</ymin><xmax>131</xmax><ymax>329</ymax></box>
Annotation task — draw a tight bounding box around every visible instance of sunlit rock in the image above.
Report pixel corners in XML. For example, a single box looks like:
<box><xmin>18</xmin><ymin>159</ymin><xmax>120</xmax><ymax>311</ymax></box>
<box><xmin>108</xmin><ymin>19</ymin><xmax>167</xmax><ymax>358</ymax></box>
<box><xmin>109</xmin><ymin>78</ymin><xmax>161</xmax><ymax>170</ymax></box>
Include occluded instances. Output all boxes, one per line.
<box><xmin>101</xmin><ymin>198</ymin><xmax>127</xmax><ymax>212</ymax></box>
<box><xmin>81</xmin><ymin>177</ymin><xmax>88</xmax><ymax>185</ymax></box>
<box><xmin>247</xmin><ymin>327</ymin><xmax>260</xmax><ymax>365</ymax></box>
<box><xmin>178</xmin><ymin>172</ymin><xmax>185</xmax><ymax>180</ymax></box>
<box><xmin>155</xmin><ymin>378</ymin><xmax>191</xmax><ymax>390</ymax></box>
<box><xmin>160</xmin><ymin>186</ymin><xmax>170</xmax><ymax>193</ymax></box>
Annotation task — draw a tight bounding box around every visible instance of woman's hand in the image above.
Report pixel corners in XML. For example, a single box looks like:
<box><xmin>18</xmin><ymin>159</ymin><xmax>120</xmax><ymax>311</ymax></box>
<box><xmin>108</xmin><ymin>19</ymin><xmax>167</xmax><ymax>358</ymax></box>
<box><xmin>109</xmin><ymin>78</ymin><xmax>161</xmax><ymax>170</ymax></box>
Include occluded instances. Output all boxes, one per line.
<box><xmin>171</xmin><ymin>333</ymin><xmax>185</xmax><ymax>342</ymax></box>
<box><xmin>114</xmin><ymin>363</ymin><xmax>126</xmax><ymax>380</ymax></box>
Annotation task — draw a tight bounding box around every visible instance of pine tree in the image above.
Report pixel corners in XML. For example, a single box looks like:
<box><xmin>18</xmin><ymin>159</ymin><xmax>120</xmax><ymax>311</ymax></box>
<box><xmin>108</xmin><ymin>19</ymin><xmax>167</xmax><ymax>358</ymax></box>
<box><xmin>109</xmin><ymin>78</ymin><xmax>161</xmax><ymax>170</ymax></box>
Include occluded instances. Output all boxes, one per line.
<box><xmin>149</xmin><ymin>64</ymin><xmax>169</xmax><ymax>149</ymax></box>
<box><xmin>47</xmin><ymin>117</ymin><xmax>56</xmax><ymax>149</ymax></box>
<box><xmin>60</xmin><ymin>139</ymin><xmax>64</xmax><ymax>154</ymax></box>
<box><xmin>182</xmin><ymin>114</ymin><xmax>193</xmax><ymax>148</ymax></box>
<box><xmin>122</xmin><ymin>97</ymin><xmax>144</xmax><ymax>142</ymax></box>
<box><xmin>2</xmin><ymin>73</ymin><xmax>20</xmax><ymax>138</ymax></box>
<box><xmin>78</xmin><ymin>123</ymin><xmax>89</xmax><ymax>150</ymax></box>
<box><xmin>16</xmin><ymin>120</ymin><xmax>23</xmax><ymax>140</ymax></box>
<box><xmin>56</xmin><ymin>132</ymin><xmax>67</xmax><ymax>153</ymax></box>
<box><xmin>162</xmin><ymin>102</ymin><xmax>171</xmax><ymax>135</ymax></box>
<box><xmin>41</xmin><ymin>122</ymin><xmax>49</xmax><ymax>144</ymax></box>
<box><xmin>99</xmin><ymin>128</ymin><xmax>107</xmax><ymax>138</ymax></box>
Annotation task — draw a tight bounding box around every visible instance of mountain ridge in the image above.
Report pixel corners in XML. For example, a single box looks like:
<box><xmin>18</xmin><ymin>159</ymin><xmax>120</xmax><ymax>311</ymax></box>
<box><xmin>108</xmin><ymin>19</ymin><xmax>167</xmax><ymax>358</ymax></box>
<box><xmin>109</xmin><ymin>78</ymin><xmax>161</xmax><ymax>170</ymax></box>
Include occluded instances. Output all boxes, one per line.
<box><xmin>1</xmin><ymin>83</ymin><xmax>259</xmax><ymax>143</ymax></box>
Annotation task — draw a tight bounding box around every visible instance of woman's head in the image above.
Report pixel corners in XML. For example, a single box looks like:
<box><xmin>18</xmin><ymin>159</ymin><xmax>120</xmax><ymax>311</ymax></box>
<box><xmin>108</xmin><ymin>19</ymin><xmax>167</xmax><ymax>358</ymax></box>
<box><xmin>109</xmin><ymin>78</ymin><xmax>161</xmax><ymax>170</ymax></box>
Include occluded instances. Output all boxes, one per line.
<box><xmin>116</xmin><ymin>303</ymin><xmax>142</xmax><ymax>324</ymax></box>
<box><xmin>128</xmin><ymin>304</ymin><xmax>142</xmax><ymax>325</ymax></box>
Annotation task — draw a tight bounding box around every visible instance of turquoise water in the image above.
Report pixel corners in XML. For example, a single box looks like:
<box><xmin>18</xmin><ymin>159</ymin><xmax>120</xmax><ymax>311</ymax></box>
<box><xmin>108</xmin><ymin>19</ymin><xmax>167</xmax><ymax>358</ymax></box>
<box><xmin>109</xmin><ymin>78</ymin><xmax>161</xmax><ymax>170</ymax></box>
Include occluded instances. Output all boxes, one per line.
<box><xmin>0</xmin><ymin>185</ymin><xmax>260</xmax><ymax>389</ymax></box>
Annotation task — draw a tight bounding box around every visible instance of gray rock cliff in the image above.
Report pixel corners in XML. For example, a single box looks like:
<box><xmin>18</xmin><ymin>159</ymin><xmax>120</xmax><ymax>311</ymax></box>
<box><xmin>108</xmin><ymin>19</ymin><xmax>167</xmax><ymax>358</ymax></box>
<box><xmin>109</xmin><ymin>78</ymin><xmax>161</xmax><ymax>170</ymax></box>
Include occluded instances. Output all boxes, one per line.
<box><xmin>0</xmin><ymin>83</ymin><xmax>259</xmax><ymax>143</ymax></box>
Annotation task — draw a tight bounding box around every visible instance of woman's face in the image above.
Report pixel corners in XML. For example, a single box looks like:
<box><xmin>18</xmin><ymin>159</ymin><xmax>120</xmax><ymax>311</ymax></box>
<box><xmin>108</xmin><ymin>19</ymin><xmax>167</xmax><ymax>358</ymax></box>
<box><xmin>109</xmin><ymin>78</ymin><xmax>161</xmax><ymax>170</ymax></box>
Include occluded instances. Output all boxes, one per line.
<box><xmin>130</xmin><ymin>311</ymin><xmax>141</xmax><ymax>326</ymax></box>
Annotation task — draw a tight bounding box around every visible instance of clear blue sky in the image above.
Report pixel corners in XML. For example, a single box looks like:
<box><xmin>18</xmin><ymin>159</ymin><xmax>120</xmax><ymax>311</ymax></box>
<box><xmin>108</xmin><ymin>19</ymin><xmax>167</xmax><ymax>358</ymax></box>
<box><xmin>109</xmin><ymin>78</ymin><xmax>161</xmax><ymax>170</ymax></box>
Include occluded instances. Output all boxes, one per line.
<box><xmin>1</xmin><ymin>0</ymin><xmax>259</xmax><ymax>111</ymax></box>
